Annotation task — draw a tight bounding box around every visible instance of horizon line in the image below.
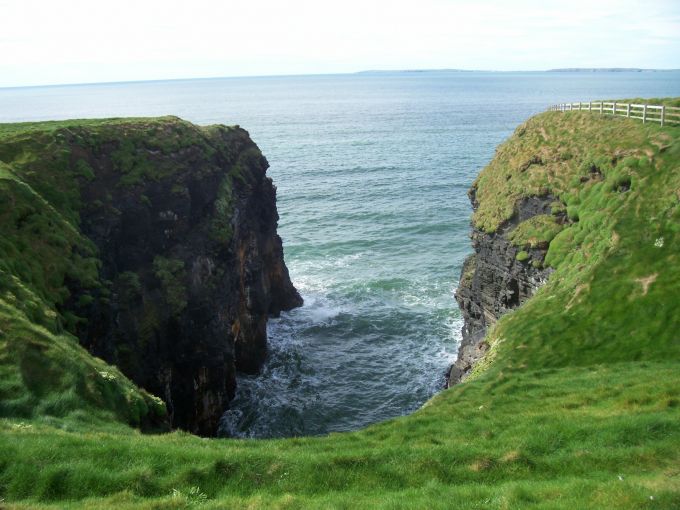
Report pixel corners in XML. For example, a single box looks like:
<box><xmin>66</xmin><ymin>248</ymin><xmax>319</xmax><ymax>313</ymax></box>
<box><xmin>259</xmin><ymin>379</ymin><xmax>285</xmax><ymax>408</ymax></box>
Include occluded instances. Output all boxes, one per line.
<box><xmin>2</xmin><ymin>67</ymin><xmax>679</xmax><ymax>91</ymax></box>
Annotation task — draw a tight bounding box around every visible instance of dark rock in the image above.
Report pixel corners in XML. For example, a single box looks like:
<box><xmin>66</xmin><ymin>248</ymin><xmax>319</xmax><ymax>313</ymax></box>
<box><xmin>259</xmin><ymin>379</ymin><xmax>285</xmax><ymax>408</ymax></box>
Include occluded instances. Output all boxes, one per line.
<box><xmin>447</xmin><ymin>193</ymin><xmax>555</xmax><ymax>387</ymax></box>
<box><xmin>61</xmin><ymin>120</ymin><xmax>301</xmax><ymax>435</ymax></box>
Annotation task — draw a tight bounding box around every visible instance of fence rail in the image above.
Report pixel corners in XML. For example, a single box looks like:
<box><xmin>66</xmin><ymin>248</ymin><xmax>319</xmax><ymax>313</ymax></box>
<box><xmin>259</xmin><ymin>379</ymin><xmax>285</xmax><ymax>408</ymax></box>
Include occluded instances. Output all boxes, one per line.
<box><xmin>548</xmin><ymin>101</ymin><xmax>680</xmax><ymax>126</ymax></box>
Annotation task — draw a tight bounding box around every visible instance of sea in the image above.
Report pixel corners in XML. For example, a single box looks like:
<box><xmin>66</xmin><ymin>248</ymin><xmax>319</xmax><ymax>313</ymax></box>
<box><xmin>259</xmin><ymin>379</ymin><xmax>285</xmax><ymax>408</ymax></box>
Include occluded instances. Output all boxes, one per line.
<box><xmin>2</xmin><ymin>70</ymin><xmax>679</xmax><ymax>437</ymax></box>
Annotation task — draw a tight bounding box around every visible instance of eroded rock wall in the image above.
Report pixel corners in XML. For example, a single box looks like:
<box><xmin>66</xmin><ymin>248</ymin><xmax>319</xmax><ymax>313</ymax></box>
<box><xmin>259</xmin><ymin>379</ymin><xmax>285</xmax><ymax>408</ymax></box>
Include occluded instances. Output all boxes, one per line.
<box><xmin>61</xmin><ymin>120</ymin><xmax>301</xmax><ymax>435</ymax></box>
<box><xmin>447</xmin><ymin>191</ymin><xmax>555</xmax><ymax>386</ymax></box>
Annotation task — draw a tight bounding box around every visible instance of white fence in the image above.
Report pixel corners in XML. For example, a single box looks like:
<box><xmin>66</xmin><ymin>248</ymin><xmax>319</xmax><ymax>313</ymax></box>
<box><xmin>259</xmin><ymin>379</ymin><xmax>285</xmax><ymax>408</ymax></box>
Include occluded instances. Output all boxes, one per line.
<box><xmin>549</xmin><ymin>101</ymin><xmax>680</xmax><ymax>126</ymax></box>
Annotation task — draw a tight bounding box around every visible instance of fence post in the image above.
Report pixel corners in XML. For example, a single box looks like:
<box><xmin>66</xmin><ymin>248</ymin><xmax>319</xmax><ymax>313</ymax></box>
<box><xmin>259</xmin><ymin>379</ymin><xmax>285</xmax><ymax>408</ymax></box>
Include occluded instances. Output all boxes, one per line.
<box><xmin>661</xmin><ymin>106</ymin><xmax>665</xmax><ymax>126</ymax></box>
<box><xmin>600</xmin><ymin>102</ymin><xmax>603</xmax><ymax>114</ymax></box>
<box><xmin>579</xmin><ymin>102</ymin><xmax>582</xmax><ymax>111</ymax></box>
<box><xmin>627</xmin><ymin>104</ymin><xmax>630</xmax><ymax>117</ymax></box>
<box><xmin>589</xmin><ymin>101</ymin><xmax>592</xmax><ymax>112</ymax></box>
<box><xmin>642</xmin><ymin>104</ymin><xmax>647</xmax><ymax>124</ymax></box>
<box><xmin>613</xmin><ymin>102</ymin><xmax>616</xmax><ymax>116</ymax></box>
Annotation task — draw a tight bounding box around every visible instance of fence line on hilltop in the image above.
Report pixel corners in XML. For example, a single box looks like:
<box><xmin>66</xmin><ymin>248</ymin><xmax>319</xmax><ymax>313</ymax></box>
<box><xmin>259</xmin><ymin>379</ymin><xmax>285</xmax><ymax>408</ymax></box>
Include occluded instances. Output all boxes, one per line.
<box><xmin>548</xmin><ymin>101</ymin><xmax>680</xmax><ymax>126</ymax></box>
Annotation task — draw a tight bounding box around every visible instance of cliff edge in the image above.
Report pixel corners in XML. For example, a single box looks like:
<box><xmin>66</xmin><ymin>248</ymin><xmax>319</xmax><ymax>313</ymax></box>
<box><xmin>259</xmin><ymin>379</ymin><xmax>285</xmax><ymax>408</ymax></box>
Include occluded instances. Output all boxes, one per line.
<box><xmin>448</xmin><ymin>101</ymin><xmax>680</xmax><ymax>385</ymax></box>
<box><xmin>0</xmin><ymin>117</ymin><xmax>301</xmax><ymax>435</ymax></box>
<box><xmin>448</xmin><ymin>193</ymin><xmax>558</xmax><ymax>384</ymax></box>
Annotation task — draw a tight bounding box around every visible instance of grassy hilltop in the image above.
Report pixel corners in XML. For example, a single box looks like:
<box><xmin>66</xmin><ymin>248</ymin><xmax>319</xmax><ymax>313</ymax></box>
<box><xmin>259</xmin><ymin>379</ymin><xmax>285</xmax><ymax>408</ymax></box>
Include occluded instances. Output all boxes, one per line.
<box><xmin>1</xmin><ymin>104</ymin><xmax>680</xmax><ymax>509</ymax></box>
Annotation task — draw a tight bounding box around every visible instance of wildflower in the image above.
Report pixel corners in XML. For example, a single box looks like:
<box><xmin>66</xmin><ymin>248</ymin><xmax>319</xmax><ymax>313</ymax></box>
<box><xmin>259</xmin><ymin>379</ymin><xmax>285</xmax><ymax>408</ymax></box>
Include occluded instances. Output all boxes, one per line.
<box><xmin>654</xmin><ymin>237</ymin><xmax>664</xmax><ymax>248</ymax></box>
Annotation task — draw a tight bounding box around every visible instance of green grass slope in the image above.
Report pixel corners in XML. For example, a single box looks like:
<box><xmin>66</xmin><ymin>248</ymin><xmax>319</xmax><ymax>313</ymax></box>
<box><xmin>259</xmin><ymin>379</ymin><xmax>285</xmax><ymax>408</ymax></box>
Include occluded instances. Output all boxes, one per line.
<box><xmin>1</xmin><ymin>105</ymin><xmax>680</xmax><ymax>509</ymax></box>
<box><xmin>470</xmin><ymin>105</ymin><xmax>680</xmax><ymax>377</ymax></box>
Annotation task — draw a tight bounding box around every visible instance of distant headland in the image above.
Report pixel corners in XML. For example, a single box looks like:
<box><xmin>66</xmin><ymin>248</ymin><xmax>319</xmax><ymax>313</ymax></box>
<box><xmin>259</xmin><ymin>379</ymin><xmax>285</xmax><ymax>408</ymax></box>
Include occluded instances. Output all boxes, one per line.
<box><xmin>547</xmin><ymin>67</ymin><xmax>679</xmax><ymax>72</ymax></box>
<box><xmin>358</xmin><ymin>67</ymin><xmax>679</xmax><ymax>74</ymax></box>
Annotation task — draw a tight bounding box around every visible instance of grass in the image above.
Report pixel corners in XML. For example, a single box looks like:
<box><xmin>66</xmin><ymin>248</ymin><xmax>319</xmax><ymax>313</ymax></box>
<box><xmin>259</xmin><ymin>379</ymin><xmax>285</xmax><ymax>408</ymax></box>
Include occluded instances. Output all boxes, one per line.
<box><xmin>1</xmin><ymin>363</ymin><xmax>679</xmax><ymax>508</ymax></box>
<box><xmin>1</xmin><ymin>103</ymin><xmax>679</xmax><ymax>508</ymax></box>
<box><xmin>0</xmin><ymin>290</ymin><xmax>167</xmax><ymax>429</ymax></box>
<box><xmin>508</xmin><ymin>214</ymin><xmax>564</xmax><ymax>250</ymax></box>
<box><xmin>152</xmin><ymin>257</ymin><xmax>188</xmax><ymax>315</ymax></box>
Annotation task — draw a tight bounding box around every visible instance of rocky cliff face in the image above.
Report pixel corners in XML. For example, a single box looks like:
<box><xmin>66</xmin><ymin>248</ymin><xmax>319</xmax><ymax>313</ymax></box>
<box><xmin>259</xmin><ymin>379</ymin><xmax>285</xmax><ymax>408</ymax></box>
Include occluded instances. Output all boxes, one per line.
<box><xmin>13</xmin><ymin>118</ymin><xmax>302</xmax><ymax>435</ymax></box>
<box><xmin>447</xmin><ymin>189</ymin><xmax>558</xmax><ymax>386</ymax></box>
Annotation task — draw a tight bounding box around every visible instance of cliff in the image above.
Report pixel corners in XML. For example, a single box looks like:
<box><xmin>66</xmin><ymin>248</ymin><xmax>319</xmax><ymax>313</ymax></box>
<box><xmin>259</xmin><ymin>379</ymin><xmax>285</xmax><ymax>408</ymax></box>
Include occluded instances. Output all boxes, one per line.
<box><xmin>0</xmin><ymin>117</ymin><xmax>301</xmax><ymax>435</ymax></box>
<box><xmin>448</xmin><ymin>100</ymin><xmax>680</xmax><ymax>385</ymax></box>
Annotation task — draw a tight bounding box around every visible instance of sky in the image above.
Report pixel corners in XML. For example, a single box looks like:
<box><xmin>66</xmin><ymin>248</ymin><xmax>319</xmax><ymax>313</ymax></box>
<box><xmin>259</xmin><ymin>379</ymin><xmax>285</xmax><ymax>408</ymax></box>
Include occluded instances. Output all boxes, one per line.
<box><xmin>1</xmin><ymin>0</ymin><xmax>679</xmax><ymax>88</ymax></box>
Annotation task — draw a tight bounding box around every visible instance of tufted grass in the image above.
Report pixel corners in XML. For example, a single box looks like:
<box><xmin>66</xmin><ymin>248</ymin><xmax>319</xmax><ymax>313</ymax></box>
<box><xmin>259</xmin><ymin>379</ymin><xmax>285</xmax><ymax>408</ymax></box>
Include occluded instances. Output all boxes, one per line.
<box><xmin>1</xmin><ymin>362</ymin><xmax>679</xmax><ymax>508</ymax></box>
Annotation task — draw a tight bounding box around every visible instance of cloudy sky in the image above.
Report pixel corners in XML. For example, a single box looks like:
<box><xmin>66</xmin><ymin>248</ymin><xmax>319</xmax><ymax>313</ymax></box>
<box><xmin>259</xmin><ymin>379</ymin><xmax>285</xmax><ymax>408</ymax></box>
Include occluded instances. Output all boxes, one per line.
<box><xmin>1</xmin><ymin>0</ymin><xmax>679</xmax><ymax>87</ymax></box>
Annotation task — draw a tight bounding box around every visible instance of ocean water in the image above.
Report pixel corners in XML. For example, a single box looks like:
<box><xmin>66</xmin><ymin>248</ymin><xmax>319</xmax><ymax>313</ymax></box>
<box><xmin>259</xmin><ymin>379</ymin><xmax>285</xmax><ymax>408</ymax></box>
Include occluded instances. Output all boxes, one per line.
<box><xmin>2</xmin><ymin>71</ymin><xmax>679</xmax><ymax>437</ymax></box>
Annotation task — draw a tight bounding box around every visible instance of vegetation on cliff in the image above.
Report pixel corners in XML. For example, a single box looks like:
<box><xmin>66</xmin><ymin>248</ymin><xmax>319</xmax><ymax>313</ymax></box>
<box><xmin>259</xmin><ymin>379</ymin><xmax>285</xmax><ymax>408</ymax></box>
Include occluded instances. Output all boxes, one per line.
<box><xmin>0</xmin><ymin>152</ymin><xmax>167</xmax><ymax>430</ymax></box>
<box><xmin>1</xmin><ymin>104</ymin><xmax>679</xmax><ymax>508</ymax></box>
<box><xmin>468</xmin><ymin>100</ymin><xmax>680</xmax><ymax>377</ymax></box>
<box><xmin>0</xmin><ymin>116</ymin><xmax>301</xmax><ymax>436</ymax></box>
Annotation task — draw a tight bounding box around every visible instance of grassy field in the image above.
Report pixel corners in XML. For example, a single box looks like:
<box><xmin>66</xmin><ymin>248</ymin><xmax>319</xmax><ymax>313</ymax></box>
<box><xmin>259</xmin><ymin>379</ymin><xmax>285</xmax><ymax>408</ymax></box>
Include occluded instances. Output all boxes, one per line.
<box><xmin>1</xmin><ymin>105</ymin><xmax>679</xmax><ymax>508</ymax></box>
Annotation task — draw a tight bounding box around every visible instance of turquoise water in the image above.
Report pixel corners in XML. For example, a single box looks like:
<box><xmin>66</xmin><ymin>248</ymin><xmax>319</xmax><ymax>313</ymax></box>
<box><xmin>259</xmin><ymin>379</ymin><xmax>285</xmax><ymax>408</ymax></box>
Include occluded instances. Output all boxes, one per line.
<box><xmin>2</xmin><ymin>71</ymin><xmax>679</xmax><ymax>437</ymax></box>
